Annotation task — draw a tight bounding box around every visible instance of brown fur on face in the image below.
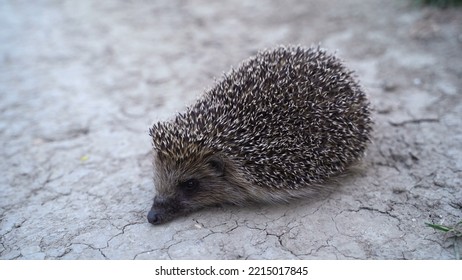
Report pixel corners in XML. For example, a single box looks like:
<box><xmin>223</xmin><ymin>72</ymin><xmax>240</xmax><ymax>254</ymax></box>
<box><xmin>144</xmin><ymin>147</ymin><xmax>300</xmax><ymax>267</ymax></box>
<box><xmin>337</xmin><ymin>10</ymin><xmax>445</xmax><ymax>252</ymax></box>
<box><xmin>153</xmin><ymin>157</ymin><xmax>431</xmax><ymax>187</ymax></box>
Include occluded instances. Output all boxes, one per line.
<box><xmin>147</xmin><ymin>150</ymin><xmax>252</xmax><ymax>224</ymax></box>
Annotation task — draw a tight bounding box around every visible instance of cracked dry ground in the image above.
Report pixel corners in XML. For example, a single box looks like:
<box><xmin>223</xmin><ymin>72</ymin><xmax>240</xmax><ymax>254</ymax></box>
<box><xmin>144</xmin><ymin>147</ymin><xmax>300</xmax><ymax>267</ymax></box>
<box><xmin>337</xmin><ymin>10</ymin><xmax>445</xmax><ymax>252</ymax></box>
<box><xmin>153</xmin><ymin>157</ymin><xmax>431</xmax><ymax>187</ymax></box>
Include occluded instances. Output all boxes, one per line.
<box><xmin>1</xmin><ymin>0</ymin><xmax>461</xmax><ymax>259</ymax></box>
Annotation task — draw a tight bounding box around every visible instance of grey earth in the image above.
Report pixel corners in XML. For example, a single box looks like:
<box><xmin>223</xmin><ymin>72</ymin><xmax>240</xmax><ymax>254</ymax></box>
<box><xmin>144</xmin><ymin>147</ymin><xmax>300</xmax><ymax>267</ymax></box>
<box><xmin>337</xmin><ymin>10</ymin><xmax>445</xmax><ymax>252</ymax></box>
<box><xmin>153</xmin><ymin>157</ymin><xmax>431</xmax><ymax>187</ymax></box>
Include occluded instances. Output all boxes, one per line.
<box><xmin>1</xmin><ymin>0</ymin><xmax>461</xmax><ymax>260</ymax></box>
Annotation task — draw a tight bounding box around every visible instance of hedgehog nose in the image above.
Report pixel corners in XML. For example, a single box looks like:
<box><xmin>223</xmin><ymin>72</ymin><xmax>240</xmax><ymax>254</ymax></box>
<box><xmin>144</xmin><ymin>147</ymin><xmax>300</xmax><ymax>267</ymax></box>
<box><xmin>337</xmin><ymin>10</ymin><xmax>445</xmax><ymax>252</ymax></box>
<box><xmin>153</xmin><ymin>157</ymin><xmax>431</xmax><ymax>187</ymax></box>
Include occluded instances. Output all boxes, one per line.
<box><xmin>147</xmin><ymin>209</ymin><xmax>162</xmax><ymax>225</ymax></box>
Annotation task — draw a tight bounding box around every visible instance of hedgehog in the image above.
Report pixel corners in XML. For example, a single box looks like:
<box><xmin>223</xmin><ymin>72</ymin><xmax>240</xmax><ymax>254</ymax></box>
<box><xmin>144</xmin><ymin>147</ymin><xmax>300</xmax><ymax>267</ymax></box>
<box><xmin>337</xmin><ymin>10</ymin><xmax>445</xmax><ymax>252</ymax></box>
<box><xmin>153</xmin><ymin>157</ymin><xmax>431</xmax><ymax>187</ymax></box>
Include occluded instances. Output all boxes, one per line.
<box><xmin>147</xmin><ymin>46</ymin><xmax>372</xmax><ymax>225</ymax></box>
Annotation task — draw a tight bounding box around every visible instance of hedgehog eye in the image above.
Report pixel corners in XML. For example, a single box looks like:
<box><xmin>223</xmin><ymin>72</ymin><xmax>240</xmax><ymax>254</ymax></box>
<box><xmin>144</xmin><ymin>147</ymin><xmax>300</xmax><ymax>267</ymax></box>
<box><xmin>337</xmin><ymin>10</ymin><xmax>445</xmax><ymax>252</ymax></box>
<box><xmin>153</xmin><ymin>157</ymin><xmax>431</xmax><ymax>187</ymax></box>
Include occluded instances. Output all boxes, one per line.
<box><xmin>179</xmin><ymin>179</ymin><xmax>199</xmax><ymax>193</ymax></box>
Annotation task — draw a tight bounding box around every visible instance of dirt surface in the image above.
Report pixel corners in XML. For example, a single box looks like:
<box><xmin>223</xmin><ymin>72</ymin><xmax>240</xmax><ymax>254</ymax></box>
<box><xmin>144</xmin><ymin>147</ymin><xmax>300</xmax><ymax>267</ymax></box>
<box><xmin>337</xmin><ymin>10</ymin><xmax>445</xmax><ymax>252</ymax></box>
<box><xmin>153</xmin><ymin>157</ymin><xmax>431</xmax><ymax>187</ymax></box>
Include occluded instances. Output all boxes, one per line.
<box><xmin>1</xmin><ymin>0</ymin><xmax>461</xmax><ymax>260</ymax></box>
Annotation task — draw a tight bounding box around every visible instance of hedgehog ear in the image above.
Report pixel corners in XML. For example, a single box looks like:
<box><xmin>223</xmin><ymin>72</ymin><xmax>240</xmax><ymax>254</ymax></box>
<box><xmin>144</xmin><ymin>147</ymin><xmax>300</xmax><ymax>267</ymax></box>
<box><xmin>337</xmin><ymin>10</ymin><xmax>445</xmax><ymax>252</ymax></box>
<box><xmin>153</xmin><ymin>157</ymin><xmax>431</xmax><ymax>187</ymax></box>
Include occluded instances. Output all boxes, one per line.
<box><xmin>207</xmin><ymin>155</ymin><xmax>225</xmax><ymax>176</ymax></box>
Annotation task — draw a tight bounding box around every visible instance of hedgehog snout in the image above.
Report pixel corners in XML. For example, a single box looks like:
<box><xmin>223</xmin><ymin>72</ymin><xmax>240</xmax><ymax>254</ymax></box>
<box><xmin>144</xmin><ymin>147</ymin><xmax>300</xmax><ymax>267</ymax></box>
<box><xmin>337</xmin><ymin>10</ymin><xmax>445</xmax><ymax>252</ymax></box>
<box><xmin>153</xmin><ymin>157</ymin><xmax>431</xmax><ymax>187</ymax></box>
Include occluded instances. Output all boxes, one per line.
<box><xmin>147</xmin><ymin>208</ymin><xmax>163</xmax><ymax>225</ymax></box>
<box><xmin>147</xmin><ymin>195</ymin><xmax>180</xmax><ymax>225</ymax></box>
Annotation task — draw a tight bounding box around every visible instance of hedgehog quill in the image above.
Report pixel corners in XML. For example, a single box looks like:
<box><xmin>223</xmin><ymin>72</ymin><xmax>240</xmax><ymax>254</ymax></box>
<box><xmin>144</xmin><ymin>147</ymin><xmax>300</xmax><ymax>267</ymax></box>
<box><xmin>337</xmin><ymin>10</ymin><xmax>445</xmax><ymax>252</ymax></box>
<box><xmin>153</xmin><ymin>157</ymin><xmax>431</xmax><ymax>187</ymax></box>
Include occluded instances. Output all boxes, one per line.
<box><xmin>148</xmin><ymin>46</ymin><xmax>372</xmax><ymax>225</ymax></box>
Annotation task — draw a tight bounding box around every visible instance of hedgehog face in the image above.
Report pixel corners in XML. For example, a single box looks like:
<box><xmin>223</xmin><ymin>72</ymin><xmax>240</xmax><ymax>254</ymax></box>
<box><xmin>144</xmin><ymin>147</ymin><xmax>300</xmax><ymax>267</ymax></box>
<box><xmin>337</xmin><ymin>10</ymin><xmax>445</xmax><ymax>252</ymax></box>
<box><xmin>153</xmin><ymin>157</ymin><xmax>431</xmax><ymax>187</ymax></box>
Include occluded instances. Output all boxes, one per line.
<box><xmin>147</xmin><ymin>153</ymin><xmax>244</xmax><ymax>225</ymax></box>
